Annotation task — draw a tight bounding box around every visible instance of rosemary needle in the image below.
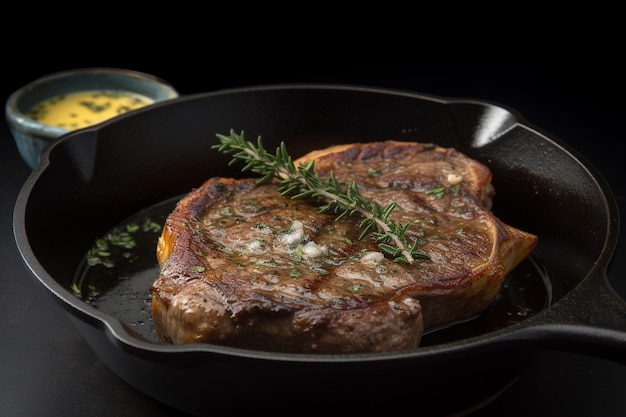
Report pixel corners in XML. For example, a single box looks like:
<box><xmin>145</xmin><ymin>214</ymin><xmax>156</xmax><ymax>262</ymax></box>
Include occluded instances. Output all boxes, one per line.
<box><xmin>213</xmin><ymin>129</ymin><xmax>429</xmax><ymax>264</ymax></box>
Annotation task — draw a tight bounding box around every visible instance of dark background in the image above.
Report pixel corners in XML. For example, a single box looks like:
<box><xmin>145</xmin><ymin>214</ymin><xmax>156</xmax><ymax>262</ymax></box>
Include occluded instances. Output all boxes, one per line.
<box><xmin>2</xmin><ymin>65</ymin><xmax>625</xmax><ymax>416</ymax></box>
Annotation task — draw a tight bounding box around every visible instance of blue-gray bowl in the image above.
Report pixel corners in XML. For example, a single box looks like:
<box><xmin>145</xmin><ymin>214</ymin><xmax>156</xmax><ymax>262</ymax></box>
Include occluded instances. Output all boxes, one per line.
<box><xmin>6</xmin><ymin>67</ymin><xmax>179</xmax><ymax>169</ymax></box>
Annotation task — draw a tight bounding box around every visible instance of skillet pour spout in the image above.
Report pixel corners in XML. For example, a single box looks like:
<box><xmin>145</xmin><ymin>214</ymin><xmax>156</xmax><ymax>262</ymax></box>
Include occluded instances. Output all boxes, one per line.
<box><xmin>13</xmin><ymin>84</ymin><xmax>625</xmax><ymax>415</ymax></box>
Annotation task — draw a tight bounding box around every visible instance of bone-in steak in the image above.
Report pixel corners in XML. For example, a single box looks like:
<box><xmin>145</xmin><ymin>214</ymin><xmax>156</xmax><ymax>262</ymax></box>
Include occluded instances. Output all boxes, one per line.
<box><xmin>150</xmin><ymin>140</ymin><xmax>538</xmax><ymax>353</ymax></box>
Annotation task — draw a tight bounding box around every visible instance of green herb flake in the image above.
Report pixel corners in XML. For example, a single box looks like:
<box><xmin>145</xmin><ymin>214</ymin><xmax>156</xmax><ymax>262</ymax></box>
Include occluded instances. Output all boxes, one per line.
<box><xmin>367</xmin><ymin>167</ymin><xmax>382</xmax><ymax>177</ymax></box>
<box><xmin>426</xmin><ymin>187</ymin><xmax>445</xmax><ymax>199</ymax></box>
<box><xmin>350</xmin><ymin>284</ymin><xmax>363</xmax><ymax>293</ymax></box>
<box><xmin>95</xmin><ymin>238</ymin><xmax>109</xmax><ymax>251</ymax></box>
<box><xmin>310</xmin><ymin>265</ymin><xmax>329</xmax><ymax>275</ymax></box>
<box><xmin>289</xmin><ymin>269</ymin><xmax>302</xmax><ymax>278</ymax></box>
<box><xmin>252</xmin><ymin>223</ymin><xmax>273</xmax><ymax>235</ymax></box>
<box><xmin>70</xmin><ymin>283</ymin><xmax>81</xmax><ymax>295</ymax></box>
<box><xmin>142</xmin><ymin>219</ymin><xmax>162</xmax><ymax>233</ymax></box>
<box><xmin>80</xmin><ymin>100</ymin><xmax>111</xmax><ymax>113</ymax></box>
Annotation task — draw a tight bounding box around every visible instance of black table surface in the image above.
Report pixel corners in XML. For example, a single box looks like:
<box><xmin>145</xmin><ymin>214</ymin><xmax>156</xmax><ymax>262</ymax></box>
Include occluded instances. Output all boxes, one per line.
<box><xmin>1</xmin><ymin>67</ymin><xmax>625</xmax><ymax>416</ymax></box>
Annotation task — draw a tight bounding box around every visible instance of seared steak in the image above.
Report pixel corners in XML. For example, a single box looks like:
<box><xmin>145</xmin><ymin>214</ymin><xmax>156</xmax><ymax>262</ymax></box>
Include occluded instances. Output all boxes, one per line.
<box><xmin>150</xmin><ymin>141</ymin><xmax>538</xmax><ymax>353</ymax></box>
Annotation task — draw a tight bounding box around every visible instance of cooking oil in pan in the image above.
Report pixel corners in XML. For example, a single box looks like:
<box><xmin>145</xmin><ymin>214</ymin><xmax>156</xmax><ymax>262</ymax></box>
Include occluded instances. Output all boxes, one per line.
<box><xmin>72</xmin><ymin>197</ymin><xmax>553</xmax><ymax>346</ymax></box>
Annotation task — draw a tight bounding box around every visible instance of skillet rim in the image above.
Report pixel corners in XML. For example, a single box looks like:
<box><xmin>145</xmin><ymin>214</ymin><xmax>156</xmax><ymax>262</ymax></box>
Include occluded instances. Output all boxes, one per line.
<box><xmin>12</xmin><ymin>83</ymin><xmax>622</xmax><ymax>364</ymax></box>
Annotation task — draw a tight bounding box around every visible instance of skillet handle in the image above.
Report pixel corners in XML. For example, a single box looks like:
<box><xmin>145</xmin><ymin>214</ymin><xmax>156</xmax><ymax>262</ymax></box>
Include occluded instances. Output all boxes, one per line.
<box><xmin>520</xmin><ymin>269</ymin><xmax>626</xmax><ymax>364</ymax></box>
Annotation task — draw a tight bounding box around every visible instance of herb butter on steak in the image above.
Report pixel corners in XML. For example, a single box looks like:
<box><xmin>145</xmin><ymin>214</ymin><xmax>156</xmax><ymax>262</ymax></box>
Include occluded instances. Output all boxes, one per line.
<box><xmin>150</xmin><ymin>140</ymin><xmax>538</xmax><ymax>353</ymax></box>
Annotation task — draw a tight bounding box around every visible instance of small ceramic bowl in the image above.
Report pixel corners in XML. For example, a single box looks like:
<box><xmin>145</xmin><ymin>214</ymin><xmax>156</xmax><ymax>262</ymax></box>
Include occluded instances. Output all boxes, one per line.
<box><xmin>6</xmin><ymin>67</ymin><xmax>179</xmax><ymax>169</ymax></box>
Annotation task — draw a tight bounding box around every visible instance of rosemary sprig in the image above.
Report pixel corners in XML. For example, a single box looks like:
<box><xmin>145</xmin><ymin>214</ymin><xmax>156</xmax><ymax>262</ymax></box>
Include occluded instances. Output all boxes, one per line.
<box><xmin>213</xmin><ymin>129</ymin><xmax>429</xmax><ymax>264</ymax></box>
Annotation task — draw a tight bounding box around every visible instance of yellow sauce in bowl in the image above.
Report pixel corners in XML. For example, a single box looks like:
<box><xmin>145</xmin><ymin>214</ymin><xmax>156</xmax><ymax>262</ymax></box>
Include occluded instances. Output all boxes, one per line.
<box><xmin>26</xmin><ymin>90</ymin><xmax>155</xmax><ymax>130</ymax></box>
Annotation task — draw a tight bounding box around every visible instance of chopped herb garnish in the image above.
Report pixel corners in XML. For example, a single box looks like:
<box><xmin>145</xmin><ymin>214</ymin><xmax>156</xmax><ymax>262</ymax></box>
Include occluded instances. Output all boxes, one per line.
<box><xmin>310</xmin><ymin>265</ymin><xmax>330</xmax><ymax>275</ymax></box>
<box><xmin>70</xmin><ymin>283</ymin><xmax>81</xmax><ymax>295</ymax></box>
<box><xmin>84</xmin><ymin>219</ymin><xmax>162</xmax><ymax>268</ymax></box>
<box><xmin>289</xmin><ymin>269</ymin><xmax>302</xmax><ymax>278</ymax></box>
<box><xmin>350</xmin><ymin>284</ymin><xmax>363</xmax><ymax>292</ymax></box>
<box><xmin>142</xmin><ymin>219</ymin><xmax>162</xmax><ymax>233</ymax></box>
<box><xmin>427</xmin><ymin>187</ymin><xmax>445</xmax><ymax>199</ymax></box>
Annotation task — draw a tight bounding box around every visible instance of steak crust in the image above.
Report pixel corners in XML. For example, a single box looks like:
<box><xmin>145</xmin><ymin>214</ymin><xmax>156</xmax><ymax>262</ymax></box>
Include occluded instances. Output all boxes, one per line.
<box><xmin>151</xmin><ymin>140</ymin><xmax>538</xmax><ymax>353</ymax></box>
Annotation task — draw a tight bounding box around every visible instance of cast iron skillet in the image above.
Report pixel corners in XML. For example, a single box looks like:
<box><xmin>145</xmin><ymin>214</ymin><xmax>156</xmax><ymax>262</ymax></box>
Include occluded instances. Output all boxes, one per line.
<box><xmin>13</xmin><ymin>85</ymin><xmax>625</xmax><ymax>416</ymax></box>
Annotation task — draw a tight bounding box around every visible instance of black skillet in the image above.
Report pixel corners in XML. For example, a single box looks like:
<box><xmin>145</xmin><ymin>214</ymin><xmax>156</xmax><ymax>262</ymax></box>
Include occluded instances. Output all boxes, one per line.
<box><xmin>13</xmin><ymin>85</ymin><xmax>625</xmax><ymax>416</ymax></box>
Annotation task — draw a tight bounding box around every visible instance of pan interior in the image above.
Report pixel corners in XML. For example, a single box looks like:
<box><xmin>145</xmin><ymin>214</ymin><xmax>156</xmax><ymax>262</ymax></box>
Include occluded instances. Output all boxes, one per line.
<box><xmin>70</xmin><ymin>194</ymin><xmax>552</xmax><ymax>345</ymax></box>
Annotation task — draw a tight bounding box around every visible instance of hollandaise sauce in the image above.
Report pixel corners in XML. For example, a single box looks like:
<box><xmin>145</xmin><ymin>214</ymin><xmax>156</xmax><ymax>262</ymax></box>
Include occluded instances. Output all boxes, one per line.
<box><xmin>26</xmin><ymin>90</ymin><xmax>154</xmax><ymax>130</ymax></box>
